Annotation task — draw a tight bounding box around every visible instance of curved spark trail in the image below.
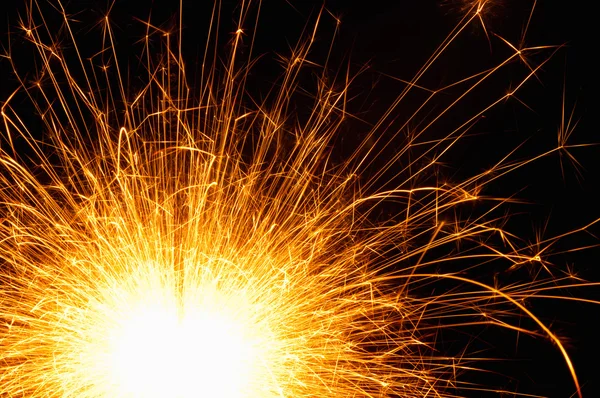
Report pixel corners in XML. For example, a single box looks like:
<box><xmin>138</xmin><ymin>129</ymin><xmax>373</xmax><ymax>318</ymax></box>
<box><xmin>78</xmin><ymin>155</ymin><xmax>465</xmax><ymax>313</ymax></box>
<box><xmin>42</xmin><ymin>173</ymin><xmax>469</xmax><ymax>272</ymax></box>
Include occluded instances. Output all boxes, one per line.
<box><xmin>0</xmin><ymin>0</ymin><xmax>598</xmax><ymax>397</ymax></box>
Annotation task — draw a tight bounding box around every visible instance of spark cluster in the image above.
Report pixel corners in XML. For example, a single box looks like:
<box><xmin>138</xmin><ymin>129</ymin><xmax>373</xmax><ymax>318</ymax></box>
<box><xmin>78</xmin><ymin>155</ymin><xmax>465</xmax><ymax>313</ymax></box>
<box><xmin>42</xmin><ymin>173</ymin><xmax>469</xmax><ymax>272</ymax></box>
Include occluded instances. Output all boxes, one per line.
<box><xmin>0</xmin><ymin>1</ymin><xmax>597</xmax><ymax>397</ymax></box>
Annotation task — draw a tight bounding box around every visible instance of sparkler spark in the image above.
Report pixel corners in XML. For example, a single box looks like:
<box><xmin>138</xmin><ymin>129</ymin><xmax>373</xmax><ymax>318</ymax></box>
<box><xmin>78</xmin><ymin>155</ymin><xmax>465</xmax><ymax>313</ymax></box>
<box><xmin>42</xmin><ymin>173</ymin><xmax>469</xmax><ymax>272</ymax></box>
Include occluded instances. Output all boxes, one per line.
<box><xmin>0</xmin><ymin>0</ymin><xmax>598</xmax><ymax>397</ymax></box>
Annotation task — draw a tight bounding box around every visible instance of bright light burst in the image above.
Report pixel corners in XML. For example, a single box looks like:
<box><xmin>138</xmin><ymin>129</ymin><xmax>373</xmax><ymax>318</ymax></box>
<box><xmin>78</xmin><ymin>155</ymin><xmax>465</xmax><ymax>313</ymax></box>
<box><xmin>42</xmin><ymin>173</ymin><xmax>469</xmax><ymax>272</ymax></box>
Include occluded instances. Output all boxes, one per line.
<box><xmin>0</xmin><ymin>0</ymin><xmax>597</xmax><ymax>397</ymax></box>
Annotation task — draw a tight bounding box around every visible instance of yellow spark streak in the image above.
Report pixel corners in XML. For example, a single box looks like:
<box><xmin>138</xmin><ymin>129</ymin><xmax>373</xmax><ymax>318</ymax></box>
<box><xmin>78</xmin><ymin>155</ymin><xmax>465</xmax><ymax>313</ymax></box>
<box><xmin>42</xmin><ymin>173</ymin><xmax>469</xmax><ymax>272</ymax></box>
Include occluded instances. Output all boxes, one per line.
<box><xmin>0</xmin><ymin>1</ymin><xmax>597</xmax><ymax>397</ymax></box>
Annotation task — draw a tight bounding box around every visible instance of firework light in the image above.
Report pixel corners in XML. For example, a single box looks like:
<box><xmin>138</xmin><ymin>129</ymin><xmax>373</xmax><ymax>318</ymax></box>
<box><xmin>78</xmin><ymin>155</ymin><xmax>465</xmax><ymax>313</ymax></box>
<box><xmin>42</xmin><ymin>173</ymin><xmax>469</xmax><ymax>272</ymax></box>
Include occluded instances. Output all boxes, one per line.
<box><xmin>0</xmin><ymin>0</ymin><xmax>598</xmax><ymax>397</ymax></box>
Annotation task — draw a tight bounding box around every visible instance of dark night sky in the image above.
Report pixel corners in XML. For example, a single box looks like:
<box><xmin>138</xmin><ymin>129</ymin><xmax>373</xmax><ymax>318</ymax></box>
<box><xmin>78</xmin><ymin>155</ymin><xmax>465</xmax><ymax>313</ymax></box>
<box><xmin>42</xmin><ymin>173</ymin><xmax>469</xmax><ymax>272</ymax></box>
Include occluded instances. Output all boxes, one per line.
<box><xmin>1</xmin><ymin>1</ymin><xmax>598</xmax><ymax>397</ymax></box>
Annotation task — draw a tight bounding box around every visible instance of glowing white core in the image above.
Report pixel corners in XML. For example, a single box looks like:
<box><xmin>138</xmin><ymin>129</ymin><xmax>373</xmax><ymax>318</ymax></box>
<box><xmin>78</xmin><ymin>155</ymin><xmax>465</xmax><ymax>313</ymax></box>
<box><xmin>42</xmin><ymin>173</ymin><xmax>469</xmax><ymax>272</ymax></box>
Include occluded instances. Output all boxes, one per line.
<box><xmin>109</xmin><ymin>305</ymin><xmax>254</xmax><ymax>397</ymax></box>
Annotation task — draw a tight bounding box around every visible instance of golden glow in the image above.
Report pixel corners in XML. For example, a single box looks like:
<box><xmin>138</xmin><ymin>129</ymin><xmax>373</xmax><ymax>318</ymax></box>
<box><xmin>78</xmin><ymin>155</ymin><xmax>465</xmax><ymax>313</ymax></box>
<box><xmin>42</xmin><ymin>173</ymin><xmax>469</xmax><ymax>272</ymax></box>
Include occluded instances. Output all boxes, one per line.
<box><xmin>0</xmin><ymin>0</ymin><xmax>597</xmax><ymax>397</ymax></box>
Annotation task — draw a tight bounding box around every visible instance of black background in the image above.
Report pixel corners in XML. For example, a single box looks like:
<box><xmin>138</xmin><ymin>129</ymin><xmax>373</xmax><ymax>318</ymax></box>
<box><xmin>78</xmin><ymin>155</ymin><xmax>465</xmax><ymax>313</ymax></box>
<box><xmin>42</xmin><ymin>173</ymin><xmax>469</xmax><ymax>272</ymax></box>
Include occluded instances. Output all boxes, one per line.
<box><xmin>1</xmin><ymin>1</ymin><xmax>598</xmax><ymax>397</ymax></box>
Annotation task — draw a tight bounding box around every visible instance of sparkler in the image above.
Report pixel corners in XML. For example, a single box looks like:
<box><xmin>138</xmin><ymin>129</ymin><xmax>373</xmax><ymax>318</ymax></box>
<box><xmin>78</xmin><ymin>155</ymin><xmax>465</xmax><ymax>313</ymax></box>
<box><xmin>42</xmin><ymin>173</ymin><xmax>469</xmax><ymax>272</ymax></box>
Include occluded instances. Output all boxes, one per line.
<box><xmin>0</xmin><ymin>0</ymin><xmax>597</xmax><ymax>397</ymax></box>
